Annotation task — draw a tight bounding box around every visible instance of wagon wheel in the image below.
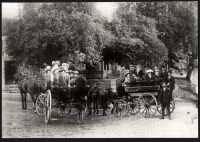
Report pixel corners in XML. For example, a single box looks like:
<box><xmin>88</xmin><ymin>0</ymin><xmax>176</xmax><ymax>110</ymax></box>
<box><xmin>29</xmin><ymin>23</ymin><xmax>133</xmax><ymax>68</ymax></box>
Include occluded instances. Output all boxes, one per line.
<box><xmin>157</xmin><ymin>98</ymin><xmax>175</xmax><ymax>116</ymax></box>
<box><xmin>113</xmin><ymin>99</ymin><xmax>129</xmax><ymax>117</ymax></box>
<box><xmin>138</xmin><ymin>93</ymin><xmax>157</xmax><ymax>118</ymax></box>
<box><xmin>58</xmin><ymin>103</ymin><xmax>72</xmax><ymax>117</ymax></box>
<box><xmin>44</xmin><ymin>90</ymin><xmax>52</xmax><ymax>124</ymax></box>
<box><xmin>127</xmin><ymin>98</ymin><xmax>141</xmax><ymax>115</ymax></box>
<box><xmin>36</xmin><ymin>94</ymin><xmax>46</xmax><ymax>115</ymax></box>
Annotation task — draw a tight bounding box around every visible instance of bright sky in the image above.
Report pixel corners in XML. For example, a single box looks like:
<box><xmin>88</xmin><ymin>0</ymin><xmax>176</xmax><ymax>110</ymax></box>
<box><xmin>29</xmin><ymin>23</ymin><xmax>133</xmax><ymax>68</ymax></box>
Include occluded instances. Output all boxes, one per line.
<box><xmin>95</xmin><ymin>2</ymin><xmax>119</xmax><ymax>21</ymax></box>
<box><xmin>2</xmin><ymin>2</ymin><xmax>119</xmax><ymax>20</ymax></box>
<box><xmin>2</xmin><ymin>3</ymin><xmax>20</xmax><ymax>19</ymax></box>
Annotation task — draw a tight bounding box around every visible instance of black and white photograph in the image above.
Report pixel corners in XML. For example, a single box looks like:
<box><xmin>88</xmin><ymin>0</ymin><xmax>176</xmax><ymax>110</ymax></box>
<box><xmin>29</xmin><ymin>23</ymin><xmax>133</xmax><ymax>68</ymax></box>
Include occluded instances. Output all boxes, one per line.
<box><xmin>2</xmin><ymin>1</ymin><xmax>198</xmax><ymax>138</ymax></box>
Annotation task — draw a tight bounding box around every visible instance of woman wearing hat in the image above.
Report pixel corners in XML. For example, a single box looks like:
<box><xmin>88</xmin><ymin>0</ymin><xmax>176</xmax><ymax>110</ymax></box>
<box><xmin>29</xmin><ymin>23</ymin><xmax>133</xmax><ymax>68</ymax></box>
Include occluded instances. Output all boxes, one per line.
<box><xmin>145</xmin><ymin>69</ymin><xmax>154</xmax><ymax>81</ymax></box>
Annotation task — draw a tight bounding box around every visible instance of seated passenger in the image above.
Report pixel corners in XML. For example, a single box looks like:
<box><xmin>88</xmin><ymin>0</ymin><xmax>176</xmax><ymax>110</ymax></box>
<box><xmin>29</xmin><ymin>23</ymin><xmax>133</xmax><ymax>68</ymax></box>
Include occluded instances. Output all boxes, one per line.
<box><xmin>51</xmin><ymin>67</ymin><xmax>60</xmax><ymax>88</ymax></box>
<box><xmin>137</xmin><ymin>70</ymin><xmax>145</xmax><ymax>81</ymax></box>
<box><xmin>123</xmin><ymin>72</ymin><xmax>131</xmax><ymax>86</ymax></box>
<box><xmin>57</xmin><ymin>67</ymin><xmax>68</xmax><ymax>88</ymax></box>
<box><xmin>153</xmin><ymin>68</ymin><xmax>160</xmax><ymax>82</ymax></box>
<box><xmin>145</xmin><ymin>69</ymin><xmax>154</xmax><ymax>81</ymax></box>
<box><xmin>44</xmin><ymin>66</ymin><xmax>51</xmax><ymax>82</ymax></box>
<box><xmin>51</xmin><ymin>61</ymin><xmax>60</xmax><ymax>73</ymax></box>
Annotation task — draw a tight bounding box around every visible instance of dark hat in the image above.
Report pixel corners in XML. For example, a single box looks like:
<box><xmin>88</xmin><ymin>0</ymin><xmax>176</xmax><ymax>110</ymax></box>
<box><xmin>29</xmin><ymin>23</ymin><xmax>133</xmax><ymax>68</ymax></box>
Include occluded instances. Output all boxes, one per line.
<box><xmin>168</xmin><ymin>70</ymin><xmax>172</xmax><ymax>74</ymax></box>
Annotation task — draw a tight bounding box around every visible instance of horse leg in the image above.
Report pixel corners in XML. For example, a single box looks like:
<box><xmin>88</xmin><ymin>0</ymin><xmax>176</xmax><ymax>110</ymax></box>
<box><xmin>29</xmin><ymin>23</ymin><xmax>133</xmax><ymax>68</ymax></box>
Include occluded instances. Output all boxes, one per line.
<box><xmin>24</xmin><ymin>93</ymin><xmax>27</xmax><ymax>109</ymax></box>
<box><xmin>88</xmin><ymin>101</ymin><xmax>92</xmax><ymax>115</ymax></box>
<box><xmin>30</xmin><ymin>93</ymin><xmax>37</xmax><ymax>112</ymax></box>
<box><xmin>94</xmin><ymin>101</ymin><xmax>98</xmax><ymax>114</ymax></box>
<box><xmin>21</xmin><ymin>92</ymin><xmax>25</xmax><ymax>109</ymax></box>
<box><xmin>102</xmin><ymin>102</ymin><xmax>107</xmax><ymax>116</ymax></box>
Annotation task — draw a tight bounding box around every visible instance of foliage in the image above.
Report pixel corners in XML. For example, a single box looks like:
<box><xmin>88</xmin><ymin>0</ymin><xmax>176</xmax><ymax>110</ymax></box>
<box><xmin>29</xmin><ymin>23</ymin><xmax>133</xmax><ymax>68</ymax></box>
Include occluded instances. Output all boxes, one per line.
<box><xmin>102</xmin><ymin>2</ymin><xmax>167</xmax><ymax>67</ymax></box>
<box><xmin>136</xmin><ymin>1</ymin><xmax>197</xmax><ymax>69</ymax></box>
<box><xmin>6</xmin><ymin>2</ymin><xmax>197</xmax><ymax>71</ymax></box>
<box><xmin>6</xmin><ymin>3</ymin><xmax>114</xmax><ymax>68</ymax></box>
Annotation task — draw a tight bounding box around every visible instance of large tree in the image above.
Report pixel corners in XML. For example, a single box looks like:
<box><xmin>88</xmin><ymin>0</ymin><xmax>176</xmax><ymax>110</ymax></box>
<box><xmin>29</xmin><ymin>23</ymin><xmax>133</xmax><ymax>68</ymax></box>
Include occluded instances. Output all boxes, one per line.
<box><xmin>136</xmin><ymin>1</ymin><xmax>198</xmax><ymax>69</ymax></box>
<box><xmin>102</xmin><ymin>2</ymin><xmax>167</xmax><ymax>68</ymax></box>
<box><xmin>6</xmin><ymin>2</ymin><xmax>114</xmax><ymax>68</ymax></box>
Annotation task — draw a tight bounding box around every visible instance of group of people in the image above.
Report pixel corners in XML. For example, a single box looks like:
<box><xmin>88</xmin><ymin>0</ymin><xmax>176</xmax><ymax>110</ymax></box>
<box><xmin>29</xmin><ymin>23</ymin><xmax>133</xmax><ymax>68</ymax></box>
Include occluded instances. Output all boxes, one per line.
<box><xmin>123</xmin><ymin>65</ymin><xmax>171</xmax><ymax>85</ymax></box>
<box><xmin>43</xmin><ymin>61</ymin><xmax>79</xmax><ymax>88</ymax></box>
<box><xmin>123</xmin><ymin>64</ymin><xmax>175</xmax><ymax>120</ymax></box>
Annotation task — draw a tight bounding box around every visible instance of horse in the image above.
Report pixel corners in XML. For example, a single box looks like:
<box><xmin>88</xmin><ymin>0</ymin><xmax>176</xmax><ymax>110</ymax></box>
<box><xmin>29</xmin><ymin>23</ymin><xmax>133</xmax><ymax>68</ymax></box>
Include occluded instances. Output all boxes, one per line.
<box><xmin>87</xmin><ymin>84</ymin><xmax>116</xmax><ymax>116</ymax></box>
<box><xmin>87</xmin><ymin>82</ymin><xmax>99</xmax><ymax>115</ymax></box>
<box><xmin>69</xmin><ymin>75</ymin><xmax>89</xmax><ymax>123</ymax></box>
<box><xmin>18</xmin><ymin>77</ymin><xmax>49</xmax><ymax>110</ymax></box>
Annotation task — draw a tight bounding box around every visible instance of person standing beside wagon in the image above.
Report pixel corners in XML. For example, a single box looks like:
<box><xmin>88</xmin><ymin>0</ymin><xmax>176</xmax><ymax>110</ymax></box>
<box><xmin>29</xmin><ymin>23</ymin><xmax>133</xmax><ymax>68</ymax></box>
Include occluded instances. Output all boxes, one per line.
<box><xmin>166</xmin><ymin>70</ymin><xmax>175</xmax><ymax>101</ymax></box>
<box><xmin>159</xmin><ymin>82</ymin><xmax>172</xmax><ymax>120</ymax></box>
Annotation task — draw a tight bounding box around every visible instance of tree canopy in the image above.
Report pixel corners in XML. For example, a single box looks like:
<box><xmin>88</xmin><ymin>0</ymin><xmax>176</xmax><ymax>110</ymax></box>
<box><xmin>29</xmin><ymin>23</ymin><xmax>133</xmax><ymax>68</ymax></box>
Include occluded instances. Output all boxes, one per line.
<box><xmin>6</xmin><ymin>3</ymin><xmax>114</xmax><ymax>67</ymax></box>
<box><xmin>5</xmin><ymin>2</ymin><xmax>197</xmax><ymax>70</ymax></box>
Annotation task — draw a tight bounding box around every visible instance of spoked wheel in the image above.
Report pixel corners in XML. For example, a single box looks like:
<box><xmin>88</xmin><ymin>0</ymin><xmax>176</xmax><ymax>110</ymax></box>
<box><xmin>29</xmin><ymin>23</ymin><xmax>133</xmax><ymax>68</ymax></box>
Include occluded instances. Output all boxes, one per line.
<box><xmin>157</xmin><ymin>98</ymin><xmax>175</xmax><ymax>116</ymax></box>
<box><xmin>138</xmin><ymin>93</ymin><xmax>157</xmax><ymax>118</ymax></box>
<box><xmin>113</xmin><ymin>99</ymin><xmax>129</xmax><ymax>117</ymax></box>
<box><xmin>44</xmin><ymin>90</ymin><xmax>52</xmax><ymax>124</ymax></box>
<box><xmin>58</xmin><ymin>103</ymin><xmax>72</xmax><ymax>117</ymax></box>
<box><xmin>127</xmin><ymin>98</ymin><xmax>141</xmax><ymax>115</ymax></box>
<box><xmin>36</xmin><ymin>94</ymin><xmax>46</xmax><ymax>115</ymax></box>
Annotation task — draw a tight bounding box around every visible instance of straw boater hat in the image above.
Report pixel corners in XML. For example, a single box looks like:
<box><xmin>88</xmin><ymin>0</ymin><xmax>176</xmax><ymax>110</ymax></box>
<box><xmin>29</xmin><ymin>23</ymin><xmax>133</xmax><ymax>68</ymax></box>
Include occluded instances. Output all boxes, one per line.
<box><xmin>146</xmin><ymin>69</ymin><xmax>153</xmax><ymax>73</ymax></box>
<box><xmin>61</xmin><ymin>63</ymin><xmax>69</xmax><ymax>71</ymax></box>
<box><xmin>51</xmin><ymin>66</ymin><xmax>59</xmax><ymax>73</ymax></box>
<box><xmin>52</xmin><ymin>61</ymin><xmax>60</xmax><ymax>66</ymax></box>
<box><xmin>74</xmin><ymin>71</ymin><xmax>79</xmax><ymax>74</ymax></box>
<box><xmin>154</xmin><ymin>68</ymin><xmax>159</xmax><ymax>72</ymax></box>
<box><xmin>45</xmin><ymin>66</ymin><xmax>51</xmax><ymax>72</ymax></box>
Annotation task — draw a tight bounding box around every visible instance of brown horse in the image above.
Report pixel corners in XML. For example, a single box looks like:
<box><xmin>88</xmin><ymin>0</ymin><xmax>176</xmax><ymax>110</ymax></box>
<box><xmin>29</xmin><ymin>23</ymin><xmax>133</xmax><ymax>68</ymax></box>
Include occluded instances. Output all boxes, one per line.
<box><xmin>87</xmin><ymin>85</ymin><xmax>116</xmax><ymax>116</ymax></box>
<box><xmin>18</xmin><ymin>77</ymin><xmax>49</xmax><ymax>110</ymax></box>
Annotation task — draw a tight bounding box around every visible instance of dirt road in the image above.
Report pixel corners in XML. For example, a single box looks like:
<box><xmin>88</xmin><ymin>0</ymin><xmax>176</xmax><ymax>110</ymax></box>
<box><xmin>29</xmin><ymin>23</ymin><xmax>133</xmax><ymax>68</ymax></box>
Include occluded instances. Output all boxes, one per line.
<box><xmin>2</xmin><ymin>92</ymin><xmax>198</xmax><ymax>138</ymax></box>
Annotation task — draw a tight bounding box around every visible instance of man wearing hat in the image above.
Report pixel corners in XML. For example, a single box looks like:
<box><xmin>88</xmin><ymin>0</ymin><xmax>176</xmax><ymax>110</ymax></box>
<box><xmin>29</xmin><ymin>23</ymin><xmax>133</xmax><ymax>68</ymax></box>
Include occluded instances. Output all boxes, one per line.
<box><xmin>159</xmin><ymin>81</ymin><xmax>172</xmax><ymax>119</ymax></box>
<box><xmin>153</xmin><ymin>67</ymin><xmax>160</xmax><ymax>82</ymax></box>
<box><xmin>166</xmin><ymin>70</ymin><xmax>175</xmax><ymax>101</ymax></box>
<box><xmin>129</xmin><ymin>64</ymin><xmax>137</xmax><ymax>76</ymax></box>
<box><xmin>160</xmin><ymin>66</ymin><xmax>168</xmax><ymax>82</ymax></box>
<box><xmin>61</xmin><ymin>63</ymin><xmax>69</xmax><ymax>72</ymax></box>
<box><xmin>44</xmin><ymin>66</ymin><xmax>51</xmax><ymax>83</ymax></box>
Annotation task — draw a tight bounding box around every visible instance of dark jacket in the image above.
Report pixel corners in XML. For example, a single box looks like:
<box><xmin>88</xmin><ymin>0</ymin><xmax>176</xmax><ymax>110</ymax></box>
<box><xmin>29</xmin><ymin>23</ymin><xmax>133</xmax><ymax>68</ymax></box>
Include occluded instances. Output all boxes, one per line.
<box><xmin>167</xmin><ymin>76</ymin><xmax>175</xmax><ymax>90</ymax></box>
<box><xmin>160</xmin><ymin>71</ymin><xmax>168</xmax><ymax>82</ymax></box>
<box><xmin>159</xmin><ymin>87</ymin><xmax>171</xmax><ymax>106</ymax></box>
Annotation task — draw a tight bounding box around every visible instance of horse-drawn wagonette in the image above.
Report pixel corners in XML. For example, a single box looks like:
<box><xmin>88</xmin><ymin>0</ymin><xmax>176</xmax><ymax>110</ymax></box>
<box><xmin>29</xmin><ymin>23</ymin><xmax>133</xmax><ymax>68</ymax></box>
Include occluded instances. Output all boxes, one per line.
<box><xmin>111</xmin><ymin>71</ymin><xmax>176</xmax><ymax>118</ymax></box>
<box><xmin>34</xmin><ymin>61</ymin><xmax>92</xmax><ymax>124</ymax></box>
